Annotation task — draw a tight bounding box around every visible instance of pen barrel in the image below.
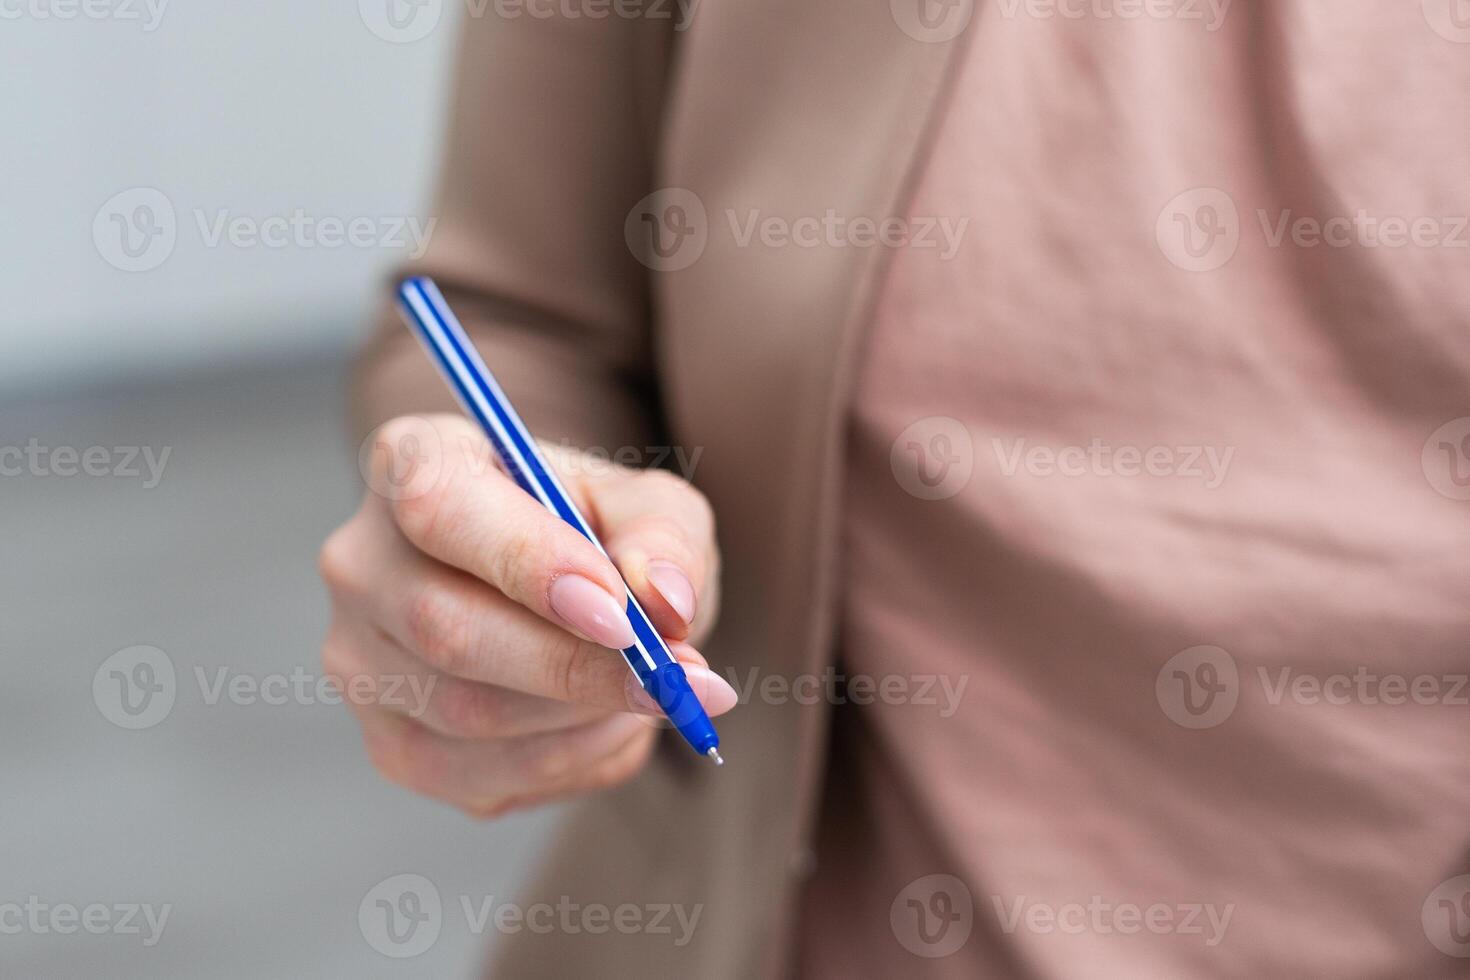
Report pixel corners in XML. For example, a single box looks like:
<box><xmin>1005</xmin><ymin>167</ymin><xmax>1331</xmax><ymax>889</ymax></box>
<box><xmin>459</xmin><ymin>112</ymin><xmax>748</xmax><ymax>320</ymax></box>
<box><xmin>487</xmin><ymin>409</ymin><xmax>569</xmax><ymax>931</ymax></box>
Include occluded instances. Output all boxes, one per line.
<box><xmin>397</xmin><ymin>276</ymin><xmax>721</xmax><ymax>761</ymax></box>
<box><xmin>641</xmin><ymin>662</ymin><xmax>720</xmax><ymax>755</ymax></box>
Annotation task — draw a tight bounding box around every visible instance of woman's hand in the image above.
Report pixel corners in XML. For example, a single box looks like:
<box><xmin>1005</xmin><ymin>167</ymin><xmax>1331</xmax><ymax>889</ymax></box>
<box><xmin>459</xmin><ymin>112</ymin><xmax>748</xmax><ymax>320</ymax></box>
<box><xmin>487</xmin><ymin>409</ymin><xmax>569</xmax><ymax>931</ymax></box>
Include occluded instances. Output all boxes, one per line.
<box><xmin>318</xmin><ymin>413</ymin><xmax>735</xmax><ymax>818</ymax></box>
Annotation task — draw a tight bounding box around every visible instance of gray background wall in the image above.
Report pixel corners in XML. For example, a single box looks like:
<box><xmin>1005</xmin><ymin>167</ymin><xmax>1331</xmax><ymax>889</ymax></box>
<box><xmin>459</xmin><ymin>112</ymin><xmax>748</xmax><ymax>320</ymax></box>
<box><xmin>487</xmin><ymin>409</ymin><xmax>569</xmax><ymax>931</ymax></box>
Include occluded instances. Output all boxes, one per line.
<box><xmin>2</xmin><ymin>1</ymin><xmax>453</xmax><ymax>393</ymax></box>
<box><xmin>3</xmin><ymin>4</ymin><xmax>560</xmax><ymax>977</ymax></box>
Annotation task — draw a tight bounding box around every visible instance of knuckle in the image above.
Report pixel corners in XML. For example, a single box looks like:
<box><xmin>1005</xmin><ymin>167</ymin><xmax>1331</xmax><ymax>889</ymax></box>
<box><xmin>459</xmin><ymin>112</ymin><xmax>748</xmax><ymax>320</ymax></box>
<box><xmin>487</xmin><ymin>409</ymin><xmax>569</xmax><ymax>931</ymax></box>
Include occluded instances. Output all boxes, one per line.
<box><xmin>615</xmin><ymin>512</ymin><xmax>708</xmax><ymax>578</ymax></box>
<box><xmin>588</xmin><ymin>732</ymin><xmax>656</xmax><ymax>790</ymax></box>
<box><xmin>377</xmin><ymin>415</ymin><xmax>419</xmax><ymax>449</ymax></box>
<box><xmin>389</xmin><ymin>477</ymin><xmax>442</xmax><ymax>543</ymax></box>
<box><xmin>390</xmin><ymin>468</ymin><xmax>465</xmax><ymax>551</ymax></box>
<box><xmin>317</xmin><ymin>527</ymin><xmax>358</xmax><ymax>593</ymax></box>
<box><xmin>528</xmin><ymin>740</ymin><xmax>581</xmax><ymax>786</ymax></box>
<box><xmin>432</xmin><ymin>679</ymin><xmax>500</xmax><ymax>739</ymax></box>
<box><xmin>626</xmin><ymin>511</ymin><xmax>690</xmax><ymax>545</ymax></box>
<box><xmin>639</xmin><ymin>467</ymin><xmax>688</xmax><ymax>494</ymax></box>
<box><xmin>407</xmin><ymin>584</ymin><xmax>474</xmax><ymax>676</ymax></box>
<box><xmin>484</xmin><ymin>522</ymin><xmax>542</xmax><ymax>598</ymax></box>
<box><xmin>371</xmin><ymin>722</ymin><xmax>445</xmax><ymax>797</ymax></box>
<box><xmin>644</xmin><ymin>469</ymin><xmax>716</xmax><ymax>538</ymax></box>
<box><xmin>461</xmin><ymin>784</ymin><xmax>537</xmax><ymax>821</ymax></box>
<box><xmin>683</xmin><ymin>484</ymin><xmax>717</xmax><ymax>536</ymax></box>
<box><xmin>319</xmin><ymin>633</ymin><xmax>359</xmax><ymax>683</ymax></box>
<box><xmin>362</xmin><ymin>725</ymin><xmax>413</xmax><ymax>788</ymax></box>
<box><xmin>537</xmin><ymin>629</ymin><xmax>591</xmax><ymax>703</ymax></box>
<box><xmin>461</xmin><ymin>800</ymin><xmax>514</xmax><ymax>821</ymax></box>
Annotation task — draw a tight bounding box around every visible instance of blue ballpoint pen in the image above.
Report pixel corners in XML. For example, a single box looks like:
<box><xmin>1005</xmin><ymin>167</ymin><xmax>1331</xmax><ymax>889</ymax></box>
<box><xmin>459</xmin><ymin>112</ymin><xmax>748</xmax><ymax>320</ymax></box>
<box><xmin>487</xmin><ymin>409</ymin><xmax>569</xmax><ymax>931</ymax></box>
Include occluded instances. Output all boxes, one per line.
<box><xmin>396</xmin><ymin>276</ymin><xmax>724</xmax><ymax>765</ymax></box>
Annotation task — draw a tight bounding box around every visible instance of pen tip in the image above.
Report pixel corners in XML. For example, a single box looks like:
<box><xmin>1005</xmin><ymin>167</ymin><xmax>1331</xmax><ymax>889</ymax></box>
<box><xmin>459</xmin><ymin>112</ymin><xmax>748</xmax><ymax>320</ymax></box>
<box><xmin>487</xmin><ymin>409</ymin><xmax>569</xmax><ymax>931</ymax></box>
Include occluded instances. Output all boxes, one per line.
<box><xmin>706</xmin><ymin>747</ymin><xmax>724</xmax><ymax>766</ymax></box>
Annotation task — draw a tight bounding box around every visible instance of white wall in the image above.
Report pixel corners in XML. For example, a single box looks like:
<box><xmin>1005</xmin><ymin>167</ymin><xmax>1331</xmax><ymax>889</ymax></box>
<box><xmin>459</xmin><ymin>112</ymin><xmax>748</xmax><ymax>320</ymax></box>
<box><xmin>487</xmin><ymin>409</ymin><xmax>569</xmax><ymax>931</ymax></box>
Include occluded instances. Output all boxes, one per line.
<box><xmin>0</xmin><ymin>1</ymin><xmax>460</xmax><ymax>395</ymax></box>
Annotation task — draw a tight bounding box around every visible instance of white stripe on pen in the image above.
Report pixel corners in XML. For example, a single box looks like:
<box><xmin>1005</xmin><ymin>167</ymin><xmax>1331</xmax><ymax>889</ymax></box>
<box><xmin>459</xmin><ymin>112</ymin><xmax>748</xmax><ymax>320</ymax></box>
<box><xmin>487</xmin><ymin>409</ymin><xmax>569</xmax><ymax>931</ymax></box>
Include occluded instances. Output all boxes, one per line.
<box><xmin>403</xmin><ymin>282</ymin><xmax>662</xmax><ymax>673</ymax></box>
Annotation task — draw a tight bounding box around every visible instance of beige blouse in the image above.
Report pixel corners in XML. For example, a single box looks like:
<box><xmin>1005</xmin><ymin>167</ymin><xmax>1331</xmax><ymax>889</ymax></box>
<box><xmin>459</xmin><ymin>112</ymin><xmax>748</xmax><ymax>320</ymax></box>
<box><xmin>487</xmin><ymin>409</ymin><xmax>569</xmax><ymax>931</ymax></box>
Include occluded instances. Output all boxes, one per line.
<box><xmin>798</xmin><ymin>5</ymin><xmax>1470</xmax><ymax>977</ymax></box>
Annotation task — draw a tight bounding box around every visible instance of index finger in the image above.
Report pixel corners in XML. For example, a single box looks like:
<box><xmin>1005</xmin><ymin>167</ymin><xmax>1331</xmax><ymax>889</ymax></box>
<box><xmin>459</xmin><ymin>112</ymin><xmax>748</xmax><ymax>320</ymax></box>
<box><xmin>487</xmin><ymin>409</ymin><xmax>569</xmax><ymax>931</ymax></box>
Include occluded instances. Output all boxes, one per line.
<box><xmin>376</xmin><ymin>415</ymin><xmax>637</xmax><ymax>650</ymax></box>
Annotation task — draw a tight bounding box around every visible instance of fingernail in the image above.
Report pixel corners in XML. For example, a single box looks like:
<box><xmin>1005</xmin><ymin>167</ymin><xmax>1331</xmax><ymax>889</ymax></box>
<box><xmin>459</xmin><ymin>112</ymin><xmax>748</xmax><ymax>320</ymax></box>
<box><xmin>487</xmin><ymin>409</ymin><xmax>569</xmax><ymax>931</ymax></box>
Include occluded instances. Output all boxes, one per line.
<box><xmin>624</xmin><ymin>674</ymin><xmax>663</xmax><ymax>715</ymax></box>
<box><xmin>682</xmin><ymin>664</ymin><xmax>739</xmax><ymax>716</ymax></box>
<box><xmin>669</xmin><ymin>642</ymin><xmax>709</xmax><ymax>671</ymax></box>
<box><xmin>549</xmin><ymin>575</ymin><xmax>637</xmax><ymax>650</ymax></box>
<box><xmin>646</xmin><ymin>561</ymin><xmax>697</xmax><ymax>625</ymax></box>
<box><xmin>623</xmin><ymin>662</ymin><xmax>738</xmax><ymax>718</ymax></box>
